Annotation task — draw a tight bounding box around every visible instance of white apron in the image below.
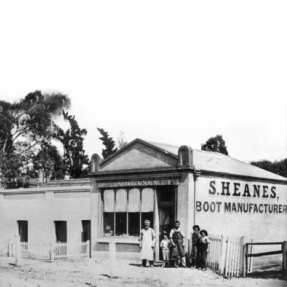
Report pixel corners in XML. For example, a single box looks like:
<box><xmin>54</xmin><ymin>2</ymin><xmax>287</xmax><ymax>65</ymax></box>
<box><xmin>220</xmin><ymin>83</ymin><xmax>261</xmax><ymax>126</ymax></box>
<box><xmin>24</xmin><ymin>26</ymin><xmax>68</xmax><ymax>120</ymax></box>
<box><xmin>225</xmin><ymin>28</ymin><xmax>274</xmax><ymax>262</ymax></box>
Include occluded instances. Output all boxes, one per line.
<box><xmin>140</xmin><ymin>228</ymin><xmax>155</xmax><ymax>260</ymax></box>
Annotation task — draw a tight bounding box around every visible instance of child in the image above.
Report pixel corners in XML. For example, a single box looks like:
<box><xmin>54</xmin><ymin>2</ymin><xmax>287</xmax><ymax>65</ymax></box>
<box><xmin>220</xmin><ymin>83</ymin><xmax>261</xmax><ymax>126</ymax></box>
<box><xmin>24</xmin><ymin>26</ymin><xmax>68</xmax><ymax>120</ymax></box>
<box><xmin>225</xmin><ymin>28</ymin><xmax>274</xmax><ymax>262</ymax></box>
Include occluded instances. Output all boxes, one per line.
<box><xmin>197</xmin><ymin>229</ymin><xmax>210</xmax><ymax>271</ymax></box>
<box><xmin>160</xmin><ymin>232</ymin><xmax>171</xmax><ymax>267</ymax></box>
<box><xmin>190</xmin><ymin>225</ymin><xmax>201</xmax><ymax>268</ymax></box>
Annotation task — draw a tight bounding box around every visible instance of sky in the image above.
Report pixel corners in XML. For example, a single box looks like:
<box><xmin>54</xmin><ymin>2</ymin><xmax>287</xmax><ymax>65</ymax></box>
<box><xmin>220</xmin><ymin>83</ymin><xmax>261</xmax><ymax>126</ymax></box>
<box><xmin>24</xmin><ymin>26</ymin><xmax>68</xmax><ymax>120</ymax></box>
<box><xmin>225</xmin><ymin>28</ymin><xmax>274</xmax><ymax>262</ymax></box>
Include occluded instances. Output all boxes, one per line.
<box><xmin>0</xmin><ymin>0</ymin><xmax>287</xmax><ymax>163</ymax></box>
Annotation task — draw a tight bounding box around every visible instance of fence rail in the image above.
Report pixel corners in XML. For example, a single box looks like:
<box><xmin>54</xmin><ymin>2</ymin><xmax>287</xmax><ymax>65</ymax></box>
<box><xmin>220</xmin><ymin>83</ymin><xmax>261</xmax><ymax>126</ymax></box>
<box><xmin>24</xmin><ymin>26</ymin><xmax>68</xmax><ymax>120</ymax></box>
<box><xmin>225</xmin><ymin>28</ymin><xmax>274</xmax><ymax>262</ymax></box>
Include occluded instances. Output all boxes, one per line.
<box><xmin>1</xmin><ymin>237</ymin><xmax>90</xmax><ymax>262</ymax></box>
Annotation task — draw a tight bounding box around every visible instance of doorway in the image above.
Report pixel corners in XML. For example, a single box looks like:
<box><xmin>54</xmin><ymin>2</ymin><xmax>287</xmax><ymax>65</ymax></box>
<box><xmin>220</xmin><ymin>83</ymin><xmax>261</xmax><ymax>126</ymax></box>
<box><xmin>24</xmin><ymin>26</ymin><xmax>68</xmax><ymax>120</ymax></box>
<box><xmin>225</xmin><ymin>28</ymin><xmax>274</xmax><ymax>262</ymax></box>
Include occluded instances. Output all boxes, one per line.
<box><xmin>156</xmin><ymin>186</ymin><xmax>176</xmax><ymax>260</ymax></box>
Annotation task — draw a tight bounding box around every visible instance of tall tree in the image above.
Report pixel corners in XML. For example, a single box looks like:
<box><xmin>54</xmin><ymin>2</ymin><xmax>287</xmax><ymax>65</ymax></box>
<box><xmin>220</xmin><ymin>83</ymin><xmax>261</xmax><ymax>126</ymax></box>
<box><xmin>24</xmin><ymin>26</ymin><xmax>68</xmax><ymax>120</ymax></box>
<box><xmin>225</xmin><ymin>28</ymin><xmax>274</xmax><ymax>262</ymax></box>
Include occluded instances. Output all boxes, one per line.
<box><xmin>0</xmin><ymin>90</ymin><xmax>70</xmax><ymax>183</ymax></box>
<box><xmin>201</xmin><ymin>135</ymin><xmax>228</xmax><ymax>155</ymax></box>
<box><xmin>57</xmin><ymin>111</ymin><xmax>89</xmax><ymax>178</ymax></box>
<box><xmin>0</xmin><ymin>90</ymin><xmax>70</xmax><ymax>156</ymax></box>
<box><xmin>97</xmin><ymin>128</ymin><xmax>118</xmax><ymax>159</ymax></box>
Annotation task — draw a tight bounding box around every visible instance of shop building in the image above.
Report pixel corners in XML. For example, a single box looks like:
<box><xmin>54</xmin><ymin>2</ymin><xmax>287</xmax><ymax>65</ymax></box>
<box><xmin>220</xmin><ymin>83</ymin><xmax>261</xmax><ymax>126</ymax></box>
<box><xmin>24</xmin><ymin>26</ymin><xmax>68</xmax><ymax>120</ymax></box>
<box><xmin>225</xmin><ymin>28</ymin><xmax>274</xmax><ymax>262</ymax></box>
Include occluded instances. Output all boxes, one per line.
<box><xmin>1</xmin><ymin>139</ymin><xmax>286</xmax><ymax>260</ymax></box>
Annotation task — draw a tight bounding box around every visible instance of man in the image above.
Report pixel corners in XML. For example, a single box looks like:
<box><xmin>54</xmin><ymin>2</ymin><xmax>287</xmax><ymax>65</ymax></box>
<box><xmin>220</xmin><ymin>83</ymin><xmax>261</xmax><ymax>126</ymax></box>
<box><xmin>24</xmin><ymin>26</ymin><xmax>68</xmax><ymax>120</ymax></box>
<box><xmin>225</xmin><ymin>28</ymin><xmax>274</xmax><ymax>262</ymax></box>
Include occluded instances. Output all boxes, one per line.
<box><xmin>139</xmin><ymin>219</ymin><xmax>156</xmax><ymax>267</ymax></box>
<box><xmin>170</xmin><ymin>220</ymin><xmax>186</xmax><ymax>268</ymax></box>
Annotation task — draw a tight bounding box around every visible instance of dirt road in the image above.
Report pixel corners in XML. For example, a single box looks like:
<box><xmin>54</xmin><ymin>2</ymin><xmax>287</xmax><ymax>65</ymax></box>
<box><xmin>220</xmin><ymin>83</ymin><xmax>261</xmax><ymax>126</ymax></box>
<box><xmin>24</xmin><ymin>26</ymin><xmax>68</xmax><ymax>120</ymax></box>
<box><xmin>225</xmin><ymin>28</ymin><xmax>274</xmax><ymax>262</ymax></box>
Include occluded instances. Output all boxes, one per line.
<box><xmin>0</xmin><ymin>257</ymin><xmax>285</xmax><ymax>287</ymax></box>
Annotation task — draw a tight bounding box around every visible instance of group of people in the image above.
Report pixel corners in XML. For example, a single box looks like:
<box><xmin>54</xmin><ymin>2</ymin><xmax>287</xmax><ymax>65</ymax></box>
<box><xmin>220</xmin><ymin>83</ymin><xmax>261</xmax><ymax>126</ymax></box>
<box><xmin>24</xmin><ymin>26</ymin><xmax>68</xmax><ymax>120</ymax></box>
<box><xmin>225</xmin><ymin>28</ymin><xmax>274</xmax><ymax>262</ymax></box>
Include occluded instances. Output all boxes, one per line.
<box><xmin>139</xmin><ymin>219</ymin><xmax>210</xmax><ymax>270</ymax></box>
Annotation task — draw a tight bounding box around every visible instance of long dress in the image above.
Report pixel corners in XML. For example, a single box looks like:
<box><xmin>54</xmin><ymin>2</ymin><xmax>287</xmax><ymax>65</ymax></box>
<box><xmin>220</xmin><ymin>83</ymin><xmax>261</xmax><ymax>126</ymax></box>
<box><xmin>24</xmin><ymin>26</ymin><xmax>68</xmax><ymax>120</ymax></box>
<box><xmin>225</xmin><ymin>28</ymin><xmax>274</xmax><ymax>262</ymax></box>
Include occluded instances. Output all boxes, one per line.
<box><xmin>140</xmin><ymin>228</ymin><xmax>156</xmax><ymax>261</ymax></box>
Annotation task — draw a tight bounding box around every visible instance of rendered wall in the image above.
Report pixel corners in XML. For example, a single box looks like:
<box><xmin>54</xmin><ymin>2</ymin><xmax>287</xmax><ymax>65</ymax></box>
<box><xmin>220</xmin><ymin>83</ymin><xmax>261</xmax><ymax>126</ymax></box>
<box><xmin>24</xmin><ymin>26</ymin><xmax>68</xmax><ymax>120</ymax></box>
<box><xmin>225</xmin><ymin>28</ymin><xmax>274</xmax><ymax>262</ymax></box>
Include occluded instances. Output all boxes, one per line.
<box><xmin>0</xmin><ymin>190</ymin><xmax>91</xmax><ymax>245</ymax></box>
<box><xmin>194</xmin><ymin>176</ymin><xmax>287</xmax><ymax>241</ymax></box>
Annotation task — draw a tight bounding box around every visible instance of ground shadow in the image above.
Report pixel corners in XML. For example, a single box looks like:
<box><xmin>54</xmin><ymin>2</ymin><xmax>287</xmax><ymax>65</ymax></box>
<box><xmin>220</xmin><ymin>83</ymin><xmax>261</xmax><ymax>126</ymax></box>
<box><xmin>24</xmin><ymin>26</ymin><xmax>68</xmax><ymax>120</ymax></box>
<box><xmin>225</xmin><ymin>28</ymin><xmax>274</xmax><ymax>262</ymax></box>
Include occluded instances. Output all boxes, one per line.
<box><xmin>247</xmin><ymin>264</ymin><xmax>284</xmax><ymax>280</ymax></box>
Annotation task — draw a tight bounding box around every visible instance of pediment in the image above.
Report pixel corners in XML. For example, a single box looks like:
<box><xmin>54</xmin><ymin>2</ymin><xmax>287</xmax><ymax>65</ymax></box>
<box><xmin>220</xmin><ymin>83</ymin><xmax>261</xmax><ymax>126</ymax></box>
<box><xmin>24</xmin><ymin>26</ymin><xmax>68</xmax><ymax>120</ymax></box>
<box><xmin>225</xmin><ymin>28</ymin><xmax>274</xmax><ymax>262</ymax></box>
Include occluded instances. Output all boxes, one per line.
<box><xmin>100</xmin><ymin>140</ymin><xmax>178</xmax><ymax>172</ymax></box>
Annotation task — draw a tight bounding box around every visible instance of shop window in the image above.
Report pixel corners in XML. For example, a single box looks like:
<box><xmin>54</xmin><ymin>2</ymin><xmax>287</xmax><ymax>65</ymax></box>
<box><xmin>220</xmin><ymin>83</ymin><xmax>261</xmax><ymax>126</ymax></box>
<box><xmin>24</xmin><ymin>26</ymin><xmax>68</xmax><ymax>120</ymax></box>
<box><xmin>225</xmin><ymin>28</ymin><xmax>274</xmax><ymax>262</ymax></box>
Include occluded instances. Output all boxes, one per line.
<box><xmin>102</xmin><ymin>188</ymin><xmax>155</xmax><ymax>237</ymax></box>
<box><xmin>128</xmin><ymin>213</ymin><xmax>140</xmax><ymax>236</ymax></box>
<box><xmin>54</xmin><ymin>221</ymin><xmax>67</xmax><ymax>243</ymax></box>
<box><xmin>17</xmin><ymin>221</ymin><xmax>28</xmax><ymax>242</ymax></box>
<box><xmin>103</xmin><ymin>213</ymin><xmax>114</xmax><ymax>236</ymax></box>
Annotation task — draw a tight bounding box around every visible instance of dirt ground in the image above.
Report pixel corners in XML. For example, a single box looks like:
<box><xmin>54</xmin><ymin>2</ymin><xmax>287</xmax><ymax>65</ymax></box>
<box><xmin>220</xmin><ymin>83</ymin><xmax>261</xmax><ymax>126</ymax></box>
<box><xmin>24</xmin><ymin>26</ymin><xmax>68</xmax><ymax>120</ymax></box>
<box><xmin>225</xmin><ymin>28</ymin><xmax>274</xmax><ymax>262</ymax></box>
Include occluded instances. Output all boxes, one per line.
<box><xmin>0</xmin><ymin>257</ymin><xmax>286</xmax><ymax>287</ymax></box>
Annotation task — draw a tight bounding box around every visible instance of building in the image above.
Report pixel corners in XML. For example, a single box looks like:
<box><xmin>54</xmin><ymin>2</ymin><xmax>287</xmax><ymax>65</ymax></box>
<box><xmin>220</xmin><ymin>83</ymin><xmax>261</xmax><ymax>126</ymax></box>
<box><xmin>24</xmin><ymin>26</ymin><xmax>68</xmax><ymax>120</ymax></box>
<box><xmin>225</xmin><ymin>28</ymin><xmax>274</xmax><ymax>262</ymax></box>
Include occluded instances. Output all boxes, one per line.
<box><xmin>0</xmin><ymin>139</ymin><xmax>286</xmax><ymax>261</ymax></box>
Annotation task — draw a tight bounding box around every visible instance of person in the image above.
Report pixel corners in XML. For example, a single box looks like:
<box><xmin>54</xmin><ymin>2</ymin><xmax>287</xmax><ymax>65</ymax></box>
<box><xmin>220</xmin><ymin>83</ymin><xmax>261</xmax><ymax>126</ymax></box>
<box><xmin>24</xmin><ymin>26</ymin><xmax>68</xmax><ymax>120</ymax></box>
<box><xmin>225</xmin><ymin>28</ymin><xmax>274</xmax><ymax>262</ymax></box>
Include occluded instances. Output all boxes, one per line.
<box><xmin>160</xmin><ymin>232</ymin><xmax>171</xmax><ymax>267</ymax></box>
<box><xmin>139</xmin><ymin>219</ymin><xmax>156</xmax><ymax>267</ymax></box>
<box><xmin>197</xmin><ymin>229</ymin><xmax>210</xmax><ymax>271</ymax></box>
<box><xmin>190</xmin><ymin>225</ymin><xmax>201</xmax><ymax>268</ymax></box>
<box><xmin>170</xmin><ymin>220</ymin><xmax>186</xmax><ymax>268</ymax></box>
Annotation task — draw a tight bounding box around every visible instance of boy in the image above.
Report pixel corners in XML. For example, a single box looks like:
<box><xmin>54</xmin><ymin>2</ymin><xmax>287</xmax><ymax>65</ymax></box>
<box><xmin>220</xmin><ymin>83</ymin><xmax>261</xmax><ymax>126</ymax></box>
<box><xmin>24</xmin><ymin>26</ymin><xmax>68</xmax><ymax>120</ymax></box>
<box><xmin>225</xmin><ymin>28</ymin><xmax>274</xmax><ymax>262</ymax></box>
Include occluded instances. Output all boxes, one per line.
<box><xmin>190</xmin><ymin>225</ymin><xmax>200</xmax><ymax>268</ymax></box>
<box><xmin>160</xmin><ymin>232</ymin><xmax>171</xmax><ymax>267</ymax></box>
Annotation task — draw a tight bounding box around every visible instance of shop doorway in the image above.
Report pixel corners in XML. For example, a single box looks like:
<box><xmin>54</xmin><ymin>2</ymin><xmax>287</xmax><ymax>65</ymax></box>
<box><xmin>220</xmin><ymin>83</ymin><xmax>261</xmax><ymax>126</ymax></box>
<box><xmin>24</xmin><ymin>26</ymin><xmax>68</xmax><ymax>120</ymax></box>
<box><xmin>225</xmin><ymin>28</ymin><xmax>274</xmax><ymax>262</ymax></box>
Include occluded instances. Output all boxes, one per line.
<box><xmin>156</xmin><ymin>186</ymin><xmax>176</xmax><ymax>260</ymax></box>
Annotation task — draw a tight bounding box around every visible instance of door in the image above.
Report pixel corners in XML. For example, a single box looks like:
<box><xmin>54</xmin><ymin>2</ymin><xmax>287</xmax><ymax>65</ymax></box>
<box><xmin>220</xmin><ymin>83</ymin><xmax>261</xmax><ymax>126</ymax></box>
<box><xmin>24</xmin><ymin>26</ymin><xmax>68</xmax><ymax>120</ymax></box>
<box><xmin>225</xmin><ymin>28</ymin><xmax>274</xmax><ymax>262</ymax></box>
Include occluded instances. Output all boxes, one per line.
<box><xmin>82</xmin><ymin>220</ymin><xmax>91</xmax><ymax>257</ymax></box>
<box><xmin>156</xmin><ymin>186</ymin><xmax>176</xmax><ymax>260</ymax></box>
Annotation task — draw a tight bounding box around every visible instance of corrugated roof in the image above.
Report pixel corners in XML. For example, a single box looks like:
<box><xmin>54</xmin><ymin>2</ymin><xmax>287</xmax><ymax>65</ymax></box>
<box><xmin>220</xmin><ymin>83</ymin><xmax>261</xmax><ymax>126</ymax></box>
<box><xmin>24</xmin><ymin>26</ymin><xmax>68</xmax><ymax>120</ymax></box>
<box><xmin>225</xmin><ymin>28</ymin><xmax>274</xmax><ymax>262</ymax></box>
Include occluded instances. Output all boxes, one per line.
<box><xmin>148</xmin><ymin>141</ymin><xmax>287</xmax><ymax>181</ymax></box>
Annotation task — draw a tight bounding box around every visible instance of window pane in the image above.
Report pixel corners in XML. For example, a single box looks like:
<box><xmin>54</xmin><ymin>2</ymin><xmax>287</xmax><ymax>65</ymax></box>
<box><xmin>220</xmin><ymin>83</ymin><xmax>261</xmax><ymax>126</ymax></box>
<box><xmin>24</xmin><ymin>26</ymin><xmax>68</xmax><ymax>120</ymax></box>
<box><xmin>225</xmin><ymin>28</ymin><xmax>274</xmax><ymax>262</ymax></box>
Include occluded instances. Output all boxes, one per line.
<box><xmin>128</xmin><ymin>188</ymin><xmax>140</xmax><ymax>212</ymax></box>
<box><xmin>141</xmin><ymin>188</ymin><xmax>154</xmax><ymax>212</ymax></box>
<box><xmin>115</xmin><ymin>189</ymin><xmax>127</xmax><ymax>212</ymax></box>
<box><xmin>141</xmin><ymin>212</ymin><xmax>154</xmax><ymax>229</ymax></box>
<box><xmin>103</xmin><ymin>213</ymin><xmax>114</xmax><ymax>236</ymax></box>
<box><xmin>104</xmin><ymin>189</ymin><xmax>115</xmax><ymax>212</ymax></box>
<box><xmin>116</xmin><ymin>212</ymin><xmax>127</xmax><ymax>236</ymax></box>
<box><xmin>128</xmin><ymin>213</ymin><xmax>140</xmax><ymax>236</ymax></box>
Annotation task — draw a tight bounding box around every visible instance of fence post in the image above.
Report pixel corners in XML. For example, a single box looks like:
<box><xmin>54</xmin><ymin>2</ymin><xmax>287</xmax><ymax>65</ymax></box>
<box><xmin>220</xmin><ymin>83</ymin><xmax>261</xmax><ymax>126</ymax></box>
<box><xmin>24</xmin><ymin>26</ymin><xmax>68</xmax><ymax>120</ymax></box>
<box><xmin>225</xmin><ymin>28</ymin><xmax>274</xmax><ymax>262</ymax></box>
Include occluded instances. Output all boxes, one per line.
<box><xmin>8</xmin><ymin>239</ymin><xmax>13</xmax><ymax>257</ymax></box>
<box><xmin>283</xmin><ymin>241</ymin><xmax>287</xmax><ymax>281</ymax></box>
<box><xmin>14</xmin><ymin>235</ymin><xmax>21</xmax><ymax>266</ymax></box>
<box><xmin>239</xmin><ymin>236</ymin><xmax>247</xmax><ymax>277</ymax></box>
<box><xmin>86</xmin><ymin>240</ymin><xmax>90</xmax><ymax>257</ymax></box>
<box><xmin>50</xmin><ymin>243</ymin><xmax>55</xmax><ymax>261</ymax></box>
<box><xmin>219</xmin><ymin>235</ymin><xmax>225</xmax><ymax>275</ymax></box>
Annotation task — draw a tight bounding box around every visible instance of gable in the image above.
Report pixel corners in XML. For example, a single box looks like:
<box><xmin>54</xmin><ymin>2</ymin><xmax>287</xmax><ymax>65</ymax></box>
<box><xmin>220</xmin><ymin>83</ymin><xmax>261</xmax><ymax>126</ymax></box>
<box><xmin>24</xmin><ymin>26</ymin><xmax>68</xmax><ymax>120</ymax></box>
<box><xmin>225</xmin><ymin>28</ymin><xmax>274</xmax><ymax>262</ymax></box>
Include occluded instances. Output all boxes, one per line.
<box><xmin>100</xmin><ymin>141</ymin><xmax>177</xmax><ymax>171</ymax></box>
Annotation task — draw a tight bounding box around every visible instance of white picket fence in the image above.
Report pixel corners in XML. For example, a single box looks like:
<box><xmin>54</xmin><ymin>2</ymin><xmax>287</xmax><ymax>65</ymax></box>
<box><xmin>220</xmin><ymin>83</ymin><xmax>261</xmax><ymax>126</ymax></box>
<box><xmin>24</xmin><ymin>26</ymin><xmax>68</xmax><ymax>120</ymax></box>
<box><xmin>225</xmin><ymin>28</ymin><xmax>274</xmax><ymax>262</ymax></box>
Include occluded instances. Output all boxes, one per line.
<box><xmin>207</xmin><ymin>234</ymin><xmax>252</xmax><ymax>277</ymax></box>
<box><xmin>4</xmin><ymin>238</ymin><xmax>90</xmax><ymax>261</ymax></box>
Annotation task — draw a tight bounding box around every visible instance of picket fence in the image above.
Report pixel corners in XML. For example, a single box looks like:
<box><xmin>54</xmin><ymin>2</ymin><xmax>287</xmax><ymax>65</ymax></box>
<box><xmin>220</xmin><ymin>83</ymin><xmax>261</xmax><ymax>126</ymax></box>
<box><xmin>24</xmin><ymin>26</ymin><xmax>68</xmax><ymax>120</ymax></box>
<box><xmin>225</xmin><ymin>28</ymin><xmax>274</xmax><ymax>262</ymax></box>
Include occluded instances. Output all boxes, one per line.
<box><xmin>6</xmin><ymin>239</ymin><xmax>90</xmax><ymax>261</ymax></box>
<box><xmin>207</xmin><ymin>234</ymin><xmax>252</xmax><ymax>277</ymax></box>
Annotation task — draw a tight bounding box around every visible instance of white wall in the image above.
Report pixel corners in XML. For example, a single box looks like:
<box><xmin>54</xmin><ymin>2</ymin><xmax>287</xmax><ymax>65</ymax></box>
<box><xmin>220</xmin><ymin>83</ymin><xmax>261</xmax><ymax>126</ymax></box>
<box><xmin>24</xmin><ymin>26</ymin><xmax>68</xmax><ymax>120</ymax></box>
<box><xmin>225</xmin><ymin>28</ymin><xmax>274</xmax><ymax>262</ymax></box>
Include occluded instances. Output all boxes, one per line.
<box><xmin>0</xmin><ymin>190</ymin><xmax>91</xmax><ymax>245</ymax></box>
<box><xmin>194</xmin><ymin>176</ymin><xmax>287</xmax><ymax>241</ymax></box>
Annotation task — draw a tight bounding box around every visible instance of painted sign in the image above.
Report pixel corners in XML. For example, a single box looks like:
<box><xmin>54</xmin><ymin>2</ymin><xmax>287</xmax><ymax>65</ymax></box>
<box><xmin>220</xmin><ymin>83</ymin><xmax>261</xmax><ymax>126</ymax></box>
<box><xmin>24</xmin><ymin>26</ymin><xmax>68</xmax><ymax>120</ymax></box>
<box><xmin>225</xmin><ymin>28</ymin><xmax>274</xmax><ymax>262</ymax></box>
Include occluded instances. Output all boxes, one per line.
<box><xmin>196</xmin><ymin>180</ymin><xmax>287</xmax><ymax>214</ymax></box>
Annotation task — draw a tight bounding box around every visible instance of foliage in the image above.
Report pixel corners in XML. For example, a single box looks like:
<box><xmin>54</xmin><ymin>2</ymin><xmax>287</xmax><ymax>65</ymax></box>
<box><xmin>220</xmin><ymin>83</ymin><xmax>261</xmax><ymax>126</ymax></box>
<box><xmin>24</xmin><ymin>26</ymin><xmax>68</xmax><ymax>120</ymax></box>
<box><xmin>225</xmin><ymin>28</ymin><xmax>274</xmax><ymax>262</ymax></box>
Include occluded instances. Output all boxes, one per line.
<box><xmin>0</xmin><ymin>90</ymin><xmax>70</xmax><ymax>156</ymax></box>
<box><xmin>33</xmin><ymin>143</ymin><xmax>64</xmax><ymax>181</ymax></box>
<box><xmin>57</xmin><ymin>111</ymin><xmax>89</xmax><ymax>178</ymax></box>
<box><xmin>201</xmin><ymin>135</ymin><xmax>228</xmax><ymax>155</ymax></box>
<box><xmin>117</xmin><ymin>131</ymin><xmax>128</xmax><ymax>149</ymax></box>
<box><xmin>250</xmin><ymin>159</ymin><xmax>287</xmax><ymax>178</ymax></box>
<box><xmin>97</xmin><ymin>128</ymin><xmax>118</xmax><ymax>159</ymax></box>
<box><xmin>0</xmin><ymin>91</ymin><xmax>71</xmax><ymax>184</ymax></box>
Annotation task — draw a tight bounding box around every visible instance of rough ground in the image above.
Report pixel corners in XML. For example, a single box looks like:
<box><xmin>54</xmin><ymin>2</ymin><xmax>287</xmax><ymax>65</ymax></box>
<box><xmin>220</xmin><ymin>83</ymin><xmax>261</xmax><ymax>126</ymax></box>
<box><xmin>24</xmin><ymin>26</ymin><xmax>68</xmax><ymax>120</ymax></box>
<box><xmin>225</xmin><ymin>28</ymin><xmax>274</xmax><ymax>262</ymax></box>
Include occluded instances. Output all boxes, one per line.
<box><xmin>0</xmin><ymin>257</ymin><xmax>286</xmax><ymax>287</ymax></box>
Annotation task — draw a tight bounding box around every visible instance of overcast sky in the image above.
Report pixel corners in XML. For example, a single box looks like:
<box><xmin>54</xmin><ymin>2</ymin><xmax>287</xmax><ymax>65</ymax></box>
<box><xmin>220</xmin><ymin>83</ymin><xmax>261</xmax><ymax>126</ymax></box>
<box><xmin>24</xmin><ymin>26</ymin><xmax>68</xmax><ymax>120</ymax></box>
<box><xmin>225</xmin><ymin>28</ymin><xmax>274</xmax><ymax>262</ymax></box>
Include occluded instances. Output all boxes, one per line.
<box><xmin>0</xmin><ymin>1</ymin><xmax>287</xmax><ymax>163</ymax></box>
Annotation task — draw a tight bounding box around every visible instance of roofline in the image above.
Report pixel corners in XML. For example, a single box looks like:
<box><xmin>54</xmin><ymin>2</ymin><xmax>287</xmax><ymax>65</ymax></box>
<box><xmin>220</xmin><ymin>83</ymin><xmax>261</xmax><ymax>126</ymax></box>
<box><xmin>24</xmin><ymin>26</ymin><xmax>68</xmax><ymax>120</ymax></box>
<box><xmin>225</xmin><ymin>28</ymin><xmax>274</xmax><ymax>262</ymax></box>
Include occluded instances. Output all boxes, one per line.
<box><xmin>0</xmin><ymin>185</ymin><xmax>91</xmax><ymax>195</ymax></box>
<box><xmin>100</xmin><ymin>138</ymin><xmax>178</xmax><ymax>168</ymax></box>
<box><xmin>199</xmin><ymin>170</ymin><xmax>287</xmax><ymax>185</ymax></box>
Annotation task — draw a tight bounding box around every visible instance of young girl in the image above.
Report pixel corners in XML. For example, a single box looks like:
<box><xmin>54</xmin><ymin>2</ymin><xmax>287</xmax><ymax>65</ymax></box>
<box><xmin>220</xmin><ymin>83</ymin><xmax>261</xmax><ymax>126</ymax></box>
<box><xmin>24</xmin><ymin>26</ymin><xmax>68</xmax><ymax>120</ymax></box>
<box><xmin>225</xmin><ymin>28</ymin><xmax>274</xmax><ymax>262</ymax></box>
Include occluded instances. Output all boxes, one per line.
<box><xmin>197</xmin><ymin>229</ymin><xmax>210</xmax><ymax>271</ymax></box>
<box><xmin>160</xmin><ymin>232</ymin><xmax>171</xmax><ymax>267</ymax></box>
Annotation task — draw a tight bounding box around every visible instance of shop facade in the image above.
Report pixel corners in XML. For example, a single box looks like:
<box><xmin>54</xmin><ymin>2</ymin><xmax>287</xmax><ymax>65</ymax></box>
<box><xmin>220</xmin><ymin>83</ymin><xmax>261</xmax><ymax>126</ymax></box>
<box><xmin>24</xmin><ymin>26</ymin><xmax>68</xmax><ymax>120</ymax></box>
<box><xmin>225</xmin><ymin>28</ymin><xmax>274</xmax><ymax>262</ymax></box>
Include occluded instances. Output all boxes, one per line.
<box><xmin>90</xmin><ymin>139</ymin><xmax>287</xmax><ymax>260</ymax></box>
<box><xmin>1</xmin><ymin>138</ymin><xmax>286</xmax><ymax>261</ymax></box>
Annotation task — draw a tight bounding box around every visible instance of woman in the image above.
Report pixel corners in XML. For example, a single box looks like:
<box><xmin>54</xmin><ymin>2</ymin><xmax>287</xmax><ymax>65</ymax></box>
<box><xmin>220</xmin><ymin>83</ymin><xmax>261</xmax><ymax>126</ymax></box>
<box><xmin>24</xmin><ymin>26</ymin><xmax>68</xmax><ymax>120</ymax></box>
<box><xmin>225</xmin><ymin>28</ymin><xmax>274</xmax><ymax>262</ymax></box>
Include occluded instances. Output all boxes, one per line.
<box><xmin>170</xmin><ymin>220</ymin><xmax>186</xmax><ymax>268</ymax></box>
<box><xmin>139</xmin><ymin>219</ymin><xmax>156</xmax><ymax>267</ymax></box>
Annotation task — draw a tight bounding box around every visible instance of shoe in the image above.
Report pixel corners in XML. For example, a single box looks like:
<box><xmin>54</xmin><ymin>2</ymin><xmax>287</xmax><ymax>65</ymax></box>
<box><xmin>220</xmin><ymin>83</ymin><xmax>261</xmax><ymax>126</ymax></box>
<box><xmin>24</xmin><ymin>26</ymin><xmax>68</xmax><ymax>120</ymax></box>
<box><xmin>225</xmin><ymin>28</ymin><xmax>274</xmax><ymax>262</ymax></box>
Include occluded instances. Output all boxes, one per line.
<box><xmin>150</xmin><ymin>265</ymin><xmax>154</xmax><ymax>268</ymax></box>
<box><xmin>202</xmin><ymin>268</ymin><xmax>207</xmax><ymax>271</ymax></box>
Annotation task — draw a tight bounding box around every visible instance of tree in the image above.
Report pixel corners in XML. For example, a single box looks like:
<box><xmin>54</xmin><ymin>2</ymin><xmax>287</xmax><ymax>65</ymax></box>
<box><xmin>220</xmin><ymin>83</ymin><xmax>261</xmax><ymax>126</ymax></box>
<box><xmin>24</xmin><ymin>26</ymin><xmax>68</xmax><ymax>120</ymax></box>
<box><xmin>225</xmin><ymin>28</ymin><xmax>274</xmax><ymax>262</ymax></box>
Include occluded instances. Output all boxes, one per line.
<box><xmin>201</xmin><ymin>135</ymin><xmax>228</xmax><ymax>155</ymax></box>
<box><xmin>97</xmin><ymin>128</ymin><xmax>118</xmax><ymax>159</ymax></box>
<box><xmin>0</xmin><ymin>90</ymin><xmax>70</xmax><ymax>183</ymax></box>
<box><xmin>32</xmin><ymin>143</ymin><xmax>64</xmax><ymax>182</ymax></box>
<box><xmin>57</xmin><ymin>111</ymin><xmax>89</xmax><ymax>178</ymax></box>
<box><xmin>250</xmin><ymin>159</ymin><xmax>287</xmax><ymax>178</ymax></box>
<box><xmin>117</xmin><ymin>131</ymin><xmax>128</xmax><ymax>149</ymax></box>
